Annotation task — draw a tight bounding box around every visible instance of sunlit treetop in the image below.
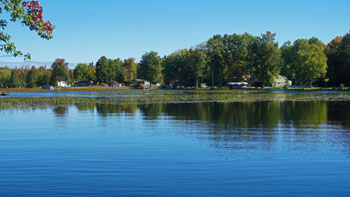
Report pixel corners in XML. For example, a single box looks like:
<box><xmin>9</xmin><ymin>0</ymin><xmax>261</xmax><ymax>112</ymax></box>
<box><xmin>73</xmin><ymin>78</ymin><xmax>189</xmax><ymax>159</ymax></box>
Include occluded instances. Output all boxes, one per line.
<box><xmin>327</xmin><ymin>36</ymin><xmax>343</xmax><ymax>50</ymax></box>
<box><xmin>0</xmin><ymin>0</ymin><xmax>55</xmax><ymax>59</ymax></box>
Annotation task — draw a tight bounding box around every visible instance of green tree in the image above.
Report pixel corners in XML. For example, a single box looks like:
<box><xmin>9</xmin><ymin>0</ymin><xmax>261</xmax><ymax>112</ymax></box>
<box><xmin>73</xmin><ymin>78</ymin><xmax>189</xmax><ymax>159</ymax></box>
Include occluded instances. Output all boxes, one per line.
<box><xmin>162</xmin><ymin>49</ymin><xmax>191</xmax><ymax>86</ymax></box>
<box><xmin>221</xmin><ymin>33</ymin><xmax>255</xmax><ymax>82</ymax></box>
<box><xmin>50</xmin><ymin>58</ymin><xmax>70</xmax><ymax>86</ymax></box>
<box><xmin>36</xmin><ymin>66</ymin><xmax>50</xmax><ymax>86</ymax></box>
<box><xmin>26</xmin><ymin>66</ymin><xmax>38</xmax><ymax>88</ymax></box>
<box><xmin>110</xmin><ymin>58</ymin><xmax>124</xmax><ymax>83</ymax></box>
<box><xmin>282</xmin><ymin>38</ymin><xmax>327</xmax><ymax>86</ymax></box>
<box><xmin>249</xmin><ymin>31</ymin><xmax>281</xmax><ymax>87</ymax></box>
<box><xmin>206</xmin><ymin>35</ymin><xmax>227</xmax><ymax>86</ymax></box>
<box><xmin>96</xmin><ymin>56</ymin><xmax>110</xmax><ymax>83</ymax></box>
<box><xmin>281</xmin><ymin>41</ymin><xmax>295</xmax><ymax>81</ymax></box>
<box><xmin>189</xmin><ymin>48</ymin><xmax>208</xmax><ymax>88</ymax></box>
<box><xmin>123</xmin><ymin>58</ymin><xmax>138</xmax><ymax>83</ymax></box>
<box><xmin>96</xmin><ymin>56</ymin><xmax>125</xmax><ymax>84</ymax></box>
<box><xmin>19</xmin><ymin>68</ymin><xmax>27</xmax><ymax>87</ymax></box>
<box><xmin>0</xmin><ymin>67</ymin><xmax>11</xmax><ymax>87</ymax></box>
<box><xmin>138</xmin><ymin>51</ymin><xmax>163</xmax><ymax>84</ymax></box>
<box><xmin>0</xmin><ymin>0</ymin><xmax>54</xmax><ymax>59</ymax></box>
<box><xmin>73</xmin><ymin>63</ymin><xmax>96</xmax><ymax>82</ymax></box>
<box><xmin>9</xmin><ymin>69</ymin><xmax>19</xmax><ymax>87</ymax></box>
<box><xmin>204</xmin><ymin>33</ymin><xmax>256</xmax><ymax>86</ymax></box>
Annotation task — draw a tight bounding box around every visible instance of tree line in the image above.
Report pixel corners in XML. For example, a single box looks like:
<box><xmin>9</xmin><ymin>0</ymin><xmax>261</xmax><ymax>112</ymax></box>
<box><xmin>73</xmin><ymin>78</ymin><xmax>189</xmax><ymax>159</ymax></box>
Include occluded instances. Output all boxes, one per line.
<box><xmin>0</xmin><ymin>31</ymin><xmax>349</xmax><ymax>88</ymax></box>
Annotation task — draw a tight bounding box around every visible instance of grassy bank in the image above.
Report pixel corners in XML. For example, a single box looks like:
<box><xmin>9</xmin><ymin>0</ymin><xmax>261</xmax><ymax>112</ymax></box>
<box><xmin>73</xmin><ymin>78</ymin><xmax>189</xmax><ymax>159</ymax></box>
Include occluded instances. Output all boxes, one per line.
<box><xmin>1</xmin><ymin>86</ymin><xmax>349</xmax><ymax>93</ymax></box>
<box><xmin>1</xmin><ymin>90</ymin><xmax>350</xmax><ymax>108</ymax></box>
<box><xmin>0</xmin><ymin>86</ymin><xmax>132</xmax><ymax>93</ymax></box>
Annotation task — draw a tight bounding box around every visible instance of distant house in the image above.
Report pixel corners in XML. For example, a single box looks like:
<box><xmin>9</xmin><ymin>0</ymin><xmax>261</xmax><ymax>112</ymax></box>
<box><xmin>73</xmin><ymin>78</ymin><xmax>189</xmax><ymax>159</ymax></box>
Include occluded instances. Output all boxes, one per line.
<box><xmin>131</xmin><ymin>79</ymin><xmax>150</xmax><ymax>88</ymax></box>
<box><xmin>73</xmin><ymin>81</ymin><xmax>94</xmax><ymax>87</ymax></box>
<box><xmin>57</xmin><ymin>81</ymin><xmax>69</xmax><ymax>87</ymax></box>
<box><xmin>43</xmin><ymin>85</ymin><xmax>54</xmax><ymax>90</ymax></box>
<box><xmin>111</xmin><ymin>81</ymin><xmax>124</xmax><ymax>87</ymax></box>
<box><xmin>273</xmin><ymin>75</ymin><xmax>292</xmax><ymax>88</ymax></box>
<box><xmin>200</xmin><ymin>83</ymin><xmax>207</xmax><ymax>88</ymax></box>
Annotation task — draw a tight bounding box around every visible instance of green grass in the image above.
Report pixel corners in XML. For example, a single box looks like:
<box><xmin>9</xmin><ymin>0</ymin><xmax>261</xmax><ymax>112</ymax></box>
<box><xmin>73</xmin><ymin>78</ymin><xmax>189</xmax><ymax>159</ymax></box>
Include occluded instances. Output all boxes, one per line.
<box><xmin>0</xmin><ymin>86</ymin><xmax>132</xmax><ymax>93</ymax></box>
<box><xmin>1</xmin><ymin>85</ymin><xmax>349</xmax><ymax>93</ymax></box>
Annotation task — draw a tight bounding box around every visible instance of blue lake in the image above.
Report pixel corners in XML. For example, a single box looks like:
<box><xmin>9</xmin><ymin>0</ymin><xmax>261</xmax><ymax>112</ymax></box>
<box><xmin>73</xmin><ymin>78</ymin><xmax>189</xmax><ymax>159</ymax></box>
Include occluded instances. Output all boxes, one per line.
<box><xmin>1</xmin><ymin>101</ymin><xmax>350</xmax><ymax>196</ymax></box>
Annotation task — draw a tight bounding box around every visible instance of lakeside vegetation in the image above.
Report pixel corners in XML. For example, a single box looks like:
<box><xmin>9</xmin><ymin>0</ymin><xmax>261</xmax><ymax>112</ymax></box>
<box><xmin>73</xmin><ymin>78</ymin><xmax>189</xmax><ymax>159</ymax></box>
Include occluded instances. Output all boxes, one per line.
<box><xmin>0</xmin><ymin>31</ymin><xmax>349</xmax><ymax>90</ymax></box>
<box><xmin>1</xmin><ymin>90</ymin><xmax>350</xmax><ymax>108</ymax></box>
<box><xmin>0</xmin><ymin>86</ymin><xmax>132</xmax><ymax>93</ymax></box>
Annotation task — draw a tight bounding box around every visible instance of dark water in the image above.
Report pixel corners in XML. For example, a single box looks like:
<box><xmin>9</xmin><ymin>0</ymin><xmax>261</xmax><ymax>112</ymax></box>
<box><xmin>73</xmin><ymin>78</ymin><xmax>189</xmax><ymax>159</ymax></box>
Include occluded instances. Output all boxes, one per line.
<box><xmin>1</xmin><ymin>101</ymin><xmax>350</xmax><ymax>196</ymax></box>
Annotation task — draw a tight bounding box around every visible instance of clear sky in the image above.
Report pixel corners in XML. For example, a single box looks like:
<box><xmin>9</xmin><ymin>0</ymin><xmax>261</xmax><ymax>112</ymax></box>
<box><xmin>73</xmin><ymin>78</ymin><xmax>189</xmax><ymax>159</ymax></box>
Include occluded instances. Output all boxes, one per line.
<box><xmin>2</xmin><ymin>0</ymin><xmax>350</xmax><ymax>64</ymax></box>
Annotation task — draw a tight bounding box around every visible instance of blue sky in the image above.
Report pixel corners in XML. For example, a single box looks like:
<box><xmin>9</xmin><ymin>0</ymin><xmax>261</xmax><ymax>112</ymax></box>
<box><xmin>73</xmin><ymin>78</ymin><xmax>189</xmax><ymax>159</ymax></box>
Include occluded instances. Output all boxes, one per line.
<box><xmin>2</xmin><ymin>0</ymin><xmax>350</xmax><ymax>64</ymax></box>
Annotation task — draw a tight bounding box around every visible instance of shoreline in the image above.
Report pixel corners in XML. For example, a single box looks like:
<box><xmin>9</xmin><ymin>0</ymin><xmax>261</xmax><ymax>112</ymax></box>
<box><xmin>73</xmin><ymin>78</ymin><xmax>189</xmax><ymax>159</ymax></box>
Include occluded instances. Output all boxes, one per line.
<box><xmin>0</xmin><ymin>86</ymin><xmax>349</xmax><ymax>93</ymax></box>
<box><xmin>1</xmin><ymin>90</ymin><xmax>350</xmax><ymax>107</ymax></box>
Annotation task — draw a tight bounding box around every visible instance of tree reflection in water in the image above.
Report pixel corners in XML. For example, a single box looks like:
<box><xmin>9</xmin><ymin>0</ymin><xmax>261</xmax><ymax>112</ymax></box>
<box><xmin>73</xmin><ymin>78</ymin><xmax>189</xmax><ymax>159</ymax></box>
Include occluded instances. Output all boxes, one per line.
<box><xmin>50</xmin><ymin>101</ymin><xmax>350</xmax><ymax>131</ymax></box>
<box><xmin>53</xmin><ymin>106</ymin><xmax>68</xmax><ymax>117</ymax></box>
<box><xmin>2</xmin><ymin>101</ymin><xmax>349</xmax><ymax>151</ymax></box>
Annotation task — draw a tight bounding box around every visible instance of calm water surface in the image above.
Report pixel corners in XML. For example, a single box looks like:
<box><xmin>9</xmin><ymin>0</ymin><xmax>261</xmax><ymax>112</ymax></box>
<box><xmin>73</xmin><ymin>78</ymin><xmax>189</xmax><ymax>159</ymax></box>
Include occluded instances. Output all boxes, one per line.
<box><xmin>1</xmin><ymin>101</ymin><xmax>350</xmax><ymax>196</ymax></box>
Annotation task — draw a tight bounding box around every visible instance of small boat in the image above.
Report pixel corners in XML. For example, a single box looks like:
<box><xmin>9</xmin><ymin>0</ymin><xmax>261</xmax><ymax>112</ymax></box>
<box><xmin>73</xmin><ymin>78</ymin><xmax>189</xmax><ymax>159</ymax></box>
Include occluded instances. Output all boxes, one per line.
<box><xmin>1</xmin><ymin>93</ymin><xmax>8</xmax><ymax>96</ymax></box>
<box><xmin>227</xmin><ymin>82</ymin><xmax>248</xmax><ymax>89</ymax></box>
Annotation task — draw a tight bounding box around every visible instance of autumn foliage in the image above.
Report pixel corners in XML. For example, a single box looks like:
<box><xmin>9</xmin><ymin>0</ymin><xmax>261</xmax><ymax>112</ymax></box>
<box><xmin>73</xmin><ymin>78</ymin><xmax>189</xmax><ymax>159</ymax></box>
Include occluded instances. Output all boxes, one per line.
<box><xmin>22</xmin><ymin>1</ymin><xmax>54</xmax><ymax>34</ymax></box>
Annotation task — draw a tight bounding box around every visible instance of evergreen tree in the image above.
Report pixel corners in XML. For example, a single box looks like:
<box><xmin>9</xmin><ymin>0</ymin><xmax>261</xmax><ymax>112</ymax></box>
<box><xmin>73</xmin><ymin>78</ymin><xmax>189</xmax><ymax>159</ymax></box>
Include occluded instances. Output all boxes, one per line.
<box><xmin>138</xmin><ymin>51</ymin><xmax>163</xmax><ymax>84</ymax></box>
<box><xmin>96</xmin><ymin>56</ymin><xmax>110</xmax><ymax>83</ymax></box>
<box><xmin>9</xmin><ymin>69</ymin><xmax>20</xmax><ymax>88</ymax></box>
<box><xmin>26</xmin><ymin>66</ymin><xmax>38</xmax><ymax>88</ymax></box>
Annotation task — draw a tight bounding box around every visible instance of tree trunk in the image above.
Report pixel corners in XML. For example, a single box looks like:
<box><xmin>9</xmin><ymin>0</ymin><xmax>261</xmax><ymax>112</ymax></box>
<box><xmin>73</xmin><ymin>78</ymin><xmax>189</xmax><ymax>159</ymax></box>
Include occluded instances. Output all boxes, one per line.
<box><xmin>211</xmin><ymin>67</ymin><xmax>214</xmax><ymax>88</ymax></box>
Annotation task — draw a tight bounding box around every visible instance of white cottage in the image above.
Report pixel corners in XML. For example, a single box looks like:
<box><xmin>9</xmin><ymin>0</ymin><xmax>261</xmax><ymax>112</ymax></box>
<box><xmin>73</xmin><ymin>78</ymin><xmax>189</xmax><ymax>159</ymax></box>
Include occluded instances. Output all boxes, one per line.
<box><xmin>272</xmin><ymin>75</ymin><xmax>292</xmax><ymax>88</ymax></box>
<box><xmin>57</xmin><ymin>81</ymin><xmax>69</xmax><ymax>87</ymax></box>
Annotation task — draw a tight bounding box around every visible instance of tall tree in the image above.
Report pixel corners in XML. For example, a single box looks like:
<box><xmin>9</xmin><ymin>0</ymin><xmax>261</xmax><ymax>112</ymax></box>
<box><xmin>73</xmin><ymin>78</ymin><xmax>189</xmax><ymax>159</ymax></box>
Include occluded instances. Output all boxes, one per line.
<box><xmin>36</xmin><ymin>66</ymin><xmax>51</xmax><ymax>86</ymax></box>
<box><xmin>19</xmin><ymin>68</ymin><xmax>28</xmax><ymax>87</ymax></box>
<box><xmin>188</xmin><ymin>48</ymin><xmax>208</xmax><ymax>88</ymax></box>
<box><xmin>326</xmin><ymin>32</ymin><xmax>350</xmax><ymax>86</ymax></box>
<box><xmin>0</xmin><ymin>67</ymin><xmax>11</xmax><ymax>87</ymax></box>
<box><xmin>74</xmin><ymin>63</ymin><xmax>96</xmax><ymax>82</ymax></box>
<box><xmin>9</xmin><ymin>69</ymin><xmax>20</xmax><ymax>87</ymax></box>
<box><xmin>50</xmin><ymin>58</ymin><xmax>70</xmax><ymax>86</ymax></box>
<box><xmin>26</xmin><ymin>66</ymin><xmax>38</xmax><ymax>88</ymax></box>
<box><xmin>206</xmin><ymin>35</ymin><xmax>227</xmax><ymax>86</ymax></box>
<box><xmin>325</xmin><ymin>36</ymin><xmax>343</xmax><ymax>86</ymax></box>
<box><xmin>282</xmin><ymin>38</ymin><xmax>327</xmax><ymax>86</ymax></box>
<box><xmin>123</xmin><ymin>58</ymin><xmax>138</xmax><ymax>83</ymax></box>
<box><xmin>95</xmin><ymin>56</ymin><xmax>110</xmax><ymax>83</ymax></box>
<box><xmin>281</xmin><ymin>41</ymin><xmax>295</xmax><ymax>81</ymax></box>
<box><xmin>110</xmin><ymin>58</ymin><xmax>124</xmax><ymax>83</ymax></box>
<box><xmin>162</xmin><ymin>49</ymin><xmax>191</xmax><ymax>86</ymax></box>
<box><xmin>339</xmin><ymin>32</ymin><xmax>350</xmax><ymax>86</ymax></box>
<box><xmin>221</xmin><ymin>33</ymin><xmax>255</xmax><ymax>82</ymax></box>
<box><xmin>138</xmin><ymin>51</ymin><xmax>163</xmax><ymax>84</ymax></box>
<box><xmin>249</xmin><ymin>31</ymin><xmax>281</xmax><ymax>87</ymax></box>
